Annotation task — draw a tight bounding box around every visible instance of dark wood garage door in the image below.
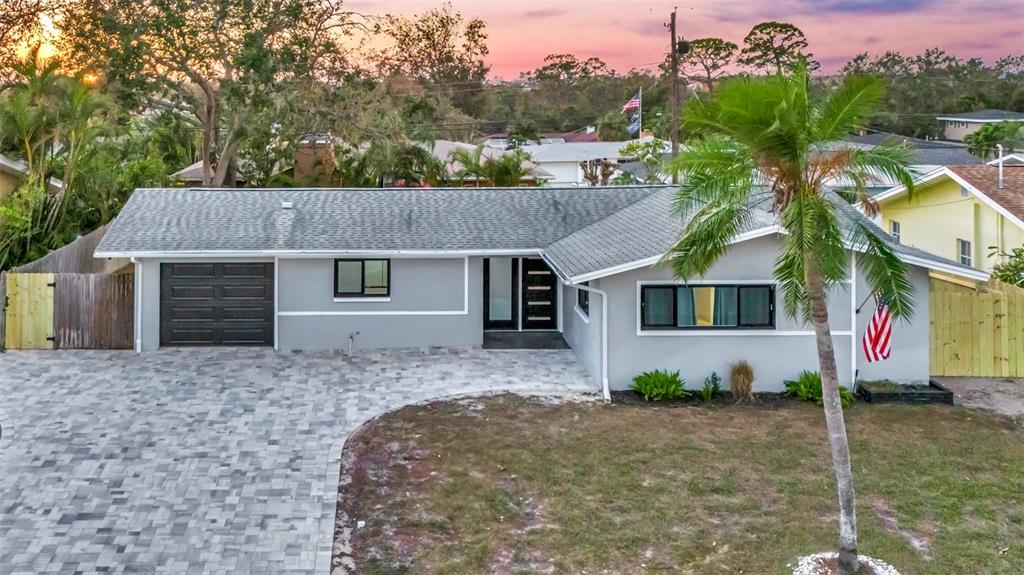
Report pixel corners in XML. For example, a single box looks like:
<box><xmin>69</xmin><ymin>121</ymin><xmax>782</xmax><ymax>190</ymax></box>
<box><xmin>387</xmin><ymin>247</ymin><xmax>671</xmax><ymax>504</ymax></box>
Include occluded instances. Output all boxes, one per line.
<box><xmin>160</xmin><ymin>262</ymin><xmax>274</xmax><ymax>346</ymax></box>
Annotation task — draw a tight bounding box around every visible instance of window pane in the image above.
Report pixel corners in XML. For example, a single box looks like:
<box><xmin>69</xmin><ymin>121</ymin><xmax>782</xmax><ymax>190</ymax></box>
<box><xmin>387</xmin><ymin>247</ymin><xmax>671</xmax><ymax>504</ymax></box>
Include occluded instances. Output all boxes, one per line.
<box><xmin>336</xmin><ymin>261</ymin><xmax>362</xmax><ymax>294</ymax></box>
<box><xmin>488</xmin><ymin>258</ymin><xmax>513</xmax><ymax>321</ymax></box>
<box><xmin>676</xmin><ymin>287</ymin><xmax>697</xmax><ymax>326</ymax></box>
<box><xmin>577</xmin><ymin>285</ymin><xmax>589</xmax><ymax>315</ymax></box>
<box><xmin>643</xmin><ymin>287</ymin><xmax>674</xmax><ymax>326</ymax></box>
<box><xmin>364</xmin><ymin>260</ymin><xmax>388</xmax><ymax>294</ymax></box>
<box><xmin>739</xmin><ymin>286</ymin><xmax>772</xmax><ymax>326</ymax></box>
<box><xmin>712</xmin><ymin>286</ymin><xmax>738</xmax><ymax>326</ymax></box>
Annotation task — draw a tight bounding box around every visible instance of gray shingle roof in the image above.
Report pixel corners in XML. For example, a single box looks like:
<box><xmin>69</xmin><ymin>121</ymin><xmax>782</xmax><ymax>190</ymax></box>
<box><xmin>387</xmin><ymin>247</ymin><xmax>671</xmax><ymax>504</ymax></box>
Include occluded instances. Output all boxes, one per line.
<box><xmin>95</xmin><ymin>186</ymin><xmax>663</xmax><ymax>255</ymax></box>
<box><xmin>543</xmin><ymin>188</ymin><xmax>775</xmax><ymax>280</ymax></box>
<box><xmin>97</xmin><ymin>184</ymin><xmax>985</xmax><ymax>282</ymax></box>
<box><xmin>543</xmin><ymin>187</ymin><xmax>982</xmax><ymax>281</ymax></box>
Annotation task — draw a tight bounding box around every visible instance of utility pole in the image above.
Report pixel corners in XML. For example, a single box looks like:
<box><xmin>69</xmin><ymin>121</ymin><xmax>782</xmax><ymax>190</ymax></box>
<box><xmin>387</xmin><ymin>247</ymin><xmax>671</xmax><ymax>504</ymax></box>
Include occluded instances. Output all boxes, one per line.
<box><xmin>669</xmin><ymin>7</ymin><xmax>681</xmax><ymax>184</ymax></box>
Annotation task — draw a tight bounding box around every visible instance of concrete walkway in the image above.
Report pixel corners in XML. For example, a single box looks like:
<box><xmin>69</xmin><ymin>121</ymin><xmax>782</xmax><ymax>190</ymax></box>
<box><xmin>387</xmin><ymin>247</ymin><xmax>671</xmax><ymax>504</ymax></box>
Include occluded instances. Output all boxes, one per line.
<box><xmin>0</xmin><ymin>348</ymin><xmax>596</xmax><ymax>574</ymax></box>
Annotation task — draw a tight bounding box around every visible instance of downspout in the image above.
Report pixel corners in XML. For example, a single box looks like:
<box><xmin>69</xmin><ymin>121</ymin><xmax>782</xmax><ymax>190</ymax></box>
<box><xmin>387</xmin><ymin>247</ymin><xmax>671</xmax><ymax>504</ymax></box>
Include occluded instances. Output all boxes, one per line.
<box><xmin>131</xmin><ymin>257</ymin><xmax>142</xmax><ymax>353</ymax></box>
<box><xmin>569</xmin><ymin>282</ymin><xmax>610</xmax><ymax>402</ymax></box>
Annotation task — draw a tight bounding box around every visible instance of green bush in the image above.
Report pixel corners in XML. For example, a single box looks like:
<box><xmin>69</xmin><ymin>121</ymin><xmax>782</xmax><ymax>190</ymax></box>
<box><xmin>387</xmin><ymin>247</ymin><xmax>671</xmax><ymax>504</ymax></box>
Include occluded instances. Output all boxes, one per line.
<box><xmin>784</xmin><ymin>370</ymin><xmax>855</xmax><ymax>408</ymax></box>
<box><xmin>699</xmin><ymin>372</ymin><xmax>721</xmax><ymax>403</ymax></box>
<box><xmin>632</xmin><ymin>370</ymin><xmax>689</xmax><ymax>402</ymax></box>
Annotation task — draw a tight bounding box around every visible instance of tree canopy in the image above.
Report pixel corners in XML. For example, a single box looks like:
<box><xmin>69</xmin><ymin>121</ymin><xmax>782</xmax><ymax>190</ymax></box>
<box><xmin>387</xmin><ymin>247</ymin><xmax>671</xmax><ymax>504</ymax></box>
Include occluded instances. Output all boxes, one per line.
<box><xmin>681</xmin><ymin>38</ymin><xmax>738</xmax><ymax>93</ymax></box>
<box><xmin>739</xmin><ymin>21</ymin><xmax>819</xmax><ymax>74</ymax></box>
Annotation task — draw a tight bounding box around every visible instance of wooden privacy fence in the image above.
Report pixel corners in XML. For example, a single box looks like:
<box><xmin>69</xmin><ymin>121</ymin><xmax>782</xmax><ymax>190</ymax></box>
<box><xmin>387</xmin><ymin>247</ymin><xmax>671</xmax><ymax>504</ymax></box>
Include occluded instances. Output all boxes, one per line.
<box><xmin>3</xmin><ymin>272</ymin><xmax>134</xmax><ymax>350</ymax></box>
<box><xmin>930</xmin><ymin>279</ymin><xmax>1024</xmax><ymax>377</ymax></box>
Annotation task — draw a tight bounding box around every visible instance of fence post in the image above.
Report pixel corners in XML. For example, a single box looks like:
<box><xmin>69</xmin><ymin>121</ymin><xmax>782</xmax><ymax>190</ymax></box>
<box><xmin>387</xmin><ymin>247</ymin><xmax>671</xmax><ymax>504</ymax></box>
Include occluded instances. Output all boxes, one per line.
<box><xmin>0</xmin><ymin>270</ymin><xmax>6</xmax><ymax>352</ymax></box>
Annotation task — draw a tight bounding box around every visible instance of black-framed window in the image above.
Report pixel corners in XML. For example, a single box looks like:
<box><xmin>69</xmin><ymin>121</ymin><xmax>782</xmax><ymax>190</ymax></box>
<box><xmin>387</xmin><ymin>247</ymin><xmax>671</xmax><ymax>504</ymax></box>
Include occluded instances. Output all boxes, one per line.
<box><xmin>334</xmin><ymin>259</ymin><xmax>390</xmax><ymax>297</ymax></box>
<box><xmin>640</xmin><ymin>284</ymin><xmax>775</xmax><ymax>330</ymax></box>
<box><xmin>577</xmin><ymin>282</ymin><xmax>590</xmax><ymax>316</ymax></box>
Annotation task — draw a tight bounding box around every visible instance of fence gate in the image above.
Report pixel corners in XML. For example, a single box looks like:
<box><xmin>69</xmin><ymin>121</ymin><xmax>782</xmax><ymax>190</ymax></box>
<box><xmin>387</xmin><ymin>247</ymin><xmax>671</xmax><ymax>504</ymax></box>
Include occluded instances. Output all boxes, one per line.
<box><xmin>930</xmin><ymin>279</ymin><xmax>1024</xmax><ymax>377</ymax></box>
<box><xmin>4</xmin><ymin>273</ymin><xmax>56</xmax><ymax>349</ymax></box>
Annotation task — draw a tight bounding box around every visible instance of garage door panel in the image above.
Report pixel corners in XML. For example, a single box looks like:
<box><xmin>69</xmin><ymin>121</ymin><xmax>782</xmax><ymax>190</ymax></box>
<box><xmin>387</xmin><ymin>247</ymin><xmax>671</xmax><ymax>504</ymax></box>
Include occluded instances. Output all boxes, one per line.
<box><xmin>220</xmin><ymin>263</ymin><xmax>273</xmax><ymax>278</ymax></box>
<box><xmin>160</xmin><ymin>262</ymin><xmax>274</xmax><ymax>346</ymax></box>
<box><xmin>164</xmin><ymin>263</ymin><xmax>217</xmax><ymax>279</ymax></box>
<box><xmin>220</xmin><ymin>285</ymin><xmax>272</xmax><ymax>300</ymax></box>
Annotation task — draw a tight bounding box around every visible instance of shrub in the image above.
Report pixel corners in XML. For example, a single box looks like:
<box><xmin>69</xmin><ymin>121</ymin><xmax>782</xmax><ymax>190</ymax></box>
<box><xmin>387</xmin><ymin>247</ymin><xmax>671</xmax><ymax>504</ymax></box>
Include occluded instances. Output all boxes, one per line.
<box><xmin>785</xmin><ymin>370</ymin><xmax>855</xmax><ymax>408</ymax></box>
<box><xmin>729</xmin><ymin>361</ymin><xmax>755</xmax><ymax>403</ymax></box>
<box><xmin>632</xmin><ymin>370</ymin><xmax>689</xmax><ymax>402</ymax></box>
<box><xmin>699</xmin><ymin>372</ymin><xmax>721</xmax><ymax>403</ymax></box>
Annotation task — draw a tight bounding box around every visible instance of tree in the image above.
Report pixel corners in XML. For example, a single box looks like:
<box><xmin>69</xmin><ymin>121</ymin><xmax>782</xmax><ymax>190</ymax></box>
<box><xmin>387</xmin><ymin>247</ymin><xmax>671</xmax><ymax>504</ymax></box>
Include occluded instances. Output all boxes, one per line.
<box><xmin>990</xmin><ymin>247</ymin><xmax>1024</xmax><ymax>287</ymax></box>
<box><xmin>448</xmin><ymin>145</ymin><xmax>534</xmax><ymax>187</ymax></box>
<box><xmin>580</xmin><ymin>159</ymin><xmax>617</xmax><ymax>186</ymax></box>
<box><xmin>618</xmin><ymin>140</ymin><xmax>666</xmax><ymax>183</ymax></box>
<box><xmin>965</xmin><ymin>122</ymin><xmax>1023</xmax><ymax>159</ymax></box>
<box><xmin>681</xmin><ymin>38</ymin><xmax>737</xmax><ymax>93</ymax></box>
<box><xmin>61</xmin><ymin>0</ymin><xmax>357</xmax><ymax>187</ymax></box>
<box><xmin>597</xmin><ymin>111</ymin><xmax>629</xmax><ymax>141</ymax></box>
<box><xmin>739</xmin><ymin>21</ymin><xmax>819</xmax><ymax>74</ymax></box>
<box><xmin>0</xmin><ymin>0</ymin><xmax>50</xmax><ymax>78</ymax></box>
<box><xmin>373</xmin><ymin>3</ymin><xmax>489</xmax><ymax>116</ymax></box>
<box><xmin>667</xmin><ymin>66</ymin><xmax>916</xmax><ymax>574</ymax></box>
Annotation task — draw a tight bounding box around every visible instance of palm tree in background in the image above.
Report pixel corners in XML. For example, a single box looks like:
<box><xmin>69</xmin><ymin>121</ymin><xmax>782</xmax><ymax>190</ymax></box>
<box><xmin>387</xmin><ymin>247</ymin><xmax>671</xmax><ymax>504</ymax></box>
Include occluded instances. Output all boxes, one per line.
<box><xmin>449</xmin><ymin>145</ymin><xmax>533</xmax><ymax>187</ymax></box>
<box><xmin>665</xmin><ymin>64</ymin><xmax>916</xmax><ymax>574</ymax></box>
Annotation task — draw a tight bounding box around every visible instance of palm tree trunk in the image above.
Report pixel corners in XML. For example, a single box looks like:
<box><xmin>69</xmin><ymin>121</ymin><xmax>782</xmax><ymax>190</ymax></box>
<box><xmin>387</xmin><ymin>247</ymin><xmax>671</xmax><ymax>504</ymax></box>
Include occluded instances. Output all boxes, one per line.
<box><xmin>805</xmin><ymin>258</ymin><xmax>859</xmax><ymax>574</ymax></box>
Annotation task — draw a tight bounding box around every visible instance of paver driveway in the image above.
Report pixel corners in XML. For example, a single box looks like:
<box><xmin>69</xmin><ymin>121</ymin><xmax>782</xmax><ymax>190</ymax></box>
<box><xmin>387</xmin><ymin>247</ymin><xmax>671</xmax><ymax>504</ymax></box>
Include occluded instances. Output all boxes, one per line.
<box><xmin>0</xmin><ymin>347</ymin><xmax>596</xmax><ymax>574</ymax></box>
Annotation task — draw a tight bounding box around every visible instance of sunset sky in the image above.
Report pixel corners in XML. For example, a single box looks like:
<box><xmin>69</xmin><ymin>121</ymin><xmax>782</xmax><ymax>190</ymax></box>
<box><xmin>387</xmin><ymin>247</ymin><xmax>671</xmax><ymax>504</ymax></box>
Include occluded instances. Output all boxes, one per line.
<box><xmin>348</xmin><ymin>0</ymin><xmax>1024</xmax><ymax>78</ymax></box>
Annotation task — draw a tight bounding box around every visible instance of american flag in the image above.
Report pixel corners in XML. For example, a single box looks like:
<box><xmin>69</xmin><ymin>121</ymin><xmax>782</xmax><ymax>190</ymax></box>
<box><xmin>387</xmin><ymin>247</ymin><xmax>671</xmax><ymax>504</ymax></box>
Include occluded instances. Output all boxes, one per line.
<box><xmin>862</xmin><ymin>295</ymin><xmax>892</xmax><ymax>363</ymax></box>
<box><xmin>621</xmin><ymin>92</ymin><xmax>641</xmax><ymax>113</ymax></box>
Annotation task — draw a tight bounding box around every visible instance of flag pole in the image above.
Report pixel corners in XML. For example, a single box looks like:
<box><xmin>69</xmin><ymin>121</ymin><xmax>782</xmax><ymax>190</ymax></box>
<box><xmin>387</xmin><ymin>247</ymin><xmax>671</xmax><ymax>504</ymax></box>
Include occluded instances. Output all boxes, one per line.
<box><xmin>637</xmin><ymin>88</ymin><xmax>643</xmax><ymax>140</ymax></box>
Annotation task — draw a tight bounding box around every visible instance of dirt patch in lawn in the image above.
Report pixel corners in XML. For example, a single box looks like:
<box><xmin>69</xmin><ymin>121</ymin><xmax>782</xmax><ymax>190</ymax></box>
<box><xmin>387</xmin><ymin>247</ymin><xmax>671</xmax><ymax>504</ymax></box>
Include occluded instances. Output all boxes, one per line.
<box><xmin>334</xmin><ymin>395</ymin><xmax>1024</xmax><ymax>575</ymax></box>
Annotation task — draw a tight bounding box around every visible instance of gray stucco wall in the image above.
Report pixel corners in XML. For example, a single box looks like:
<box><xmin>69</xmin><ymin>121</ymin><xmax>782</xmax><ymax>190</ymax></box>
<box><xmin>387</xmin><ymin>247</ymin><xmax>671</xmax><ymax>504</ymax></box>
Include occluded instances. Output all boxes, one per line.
<box><xmin>588</xmin><ymin>236</ymin><xmax>929</xmax><ymax>392</ymax></box>
<box><xmin>135</xmin><ymin>256</ymin><xmax>483</xmax><ymax>351</ymax></box>
<box><xmin>277</xmin><ymin>257</ymin><xmax>482</xmax><ymax>350</ymax></box>
<box><xmin>854</xmin><ymin>263</ymin><xmax>929</xmax><ymax>384</ymax></box>
<box><xmin>560</xmin><ymin>281</ymin><xmax>602</xmax><ymax>384</ymax></box>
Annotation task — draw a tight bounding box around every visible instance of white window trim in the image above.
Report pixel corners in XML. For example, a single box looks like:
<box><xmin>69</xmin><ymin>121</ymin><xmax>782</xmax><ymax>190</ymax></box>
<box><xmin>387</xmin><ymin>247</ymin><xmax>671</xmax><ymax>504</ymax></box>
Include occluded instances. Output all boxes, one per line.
<box><xmin>634</xmin><ymin>280</ymin><xmax>853</xmax><ymax>337</ymax></box>
<box><xmin>333</xmin><ymin>297</ymin><xmax>392</xmax><ymax>303</ymax></box>
<box><xmin>574</xmin><ymin>303</ymin><xmax>590</xmax><ymax>324</ymax></box>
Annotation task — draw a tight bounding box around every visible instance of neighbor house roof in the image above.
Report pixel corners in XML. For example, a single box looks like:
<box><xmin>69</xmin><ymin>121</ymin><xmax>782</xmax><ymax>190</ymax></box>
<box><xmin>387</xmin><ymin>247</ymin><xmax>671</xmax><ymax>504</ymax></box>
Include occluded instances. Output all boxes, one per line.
<box><xmin>425</xmin><ymin>140</ymin><xmax>554</xmax><ymax>181</ymax></box>
<box><xmin>171</xmin><ymin>160</ymin><xmax>249</xmax><ymax>184</ymax></box>
<box><xmin>935</xmin><ymin>109</ymin><xmax>1024</xmax><ymax>123</ymax></box>
<box><xmin>1</xmin><ymin>152</ymin><xmax>65</xmax><ymax>191</ymax></box>
<box><xmin>519</xmin><ymin>139</ymin><xmax>662</xmax><ymax>163</ymax></box>
<box><xmin>874</xmin><ymin>164</ymin><xmax>1024</xmax><ymax>231</ymax></box>
<box><xmin>98</xmin><ymin>185</ymin><xmax>986</xmax><ymax>282</ymax></box>
<box><xmin>989</xmin><ymin>153</ymin><xmax>1024</xmax><ymax>167</ymax></box>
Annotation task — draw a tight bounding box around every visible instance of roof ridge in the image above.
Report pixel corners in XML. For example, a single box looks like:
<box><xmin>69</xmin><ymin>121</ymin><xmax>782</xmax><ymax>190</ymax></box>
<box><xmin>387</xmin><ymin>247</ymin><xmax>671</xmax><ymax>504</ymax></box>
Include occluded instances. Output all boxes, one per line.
<box><xmin>542</xmin><ymin>187</ymin><xmax>672</xmax><ymax>248</ymax></box>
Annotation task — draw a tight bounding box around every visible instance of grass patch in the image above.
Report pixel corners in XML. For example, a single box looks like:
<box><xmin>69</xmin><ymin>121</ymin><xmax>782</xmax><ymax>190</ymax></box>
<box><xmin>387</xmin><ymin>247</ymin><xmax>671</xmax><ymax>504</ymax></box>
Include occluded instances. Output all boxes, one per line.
<box><xmin>338</xmin><ymin>395</ymin><xmax>1024</xmax><ymax>574</ymax></box>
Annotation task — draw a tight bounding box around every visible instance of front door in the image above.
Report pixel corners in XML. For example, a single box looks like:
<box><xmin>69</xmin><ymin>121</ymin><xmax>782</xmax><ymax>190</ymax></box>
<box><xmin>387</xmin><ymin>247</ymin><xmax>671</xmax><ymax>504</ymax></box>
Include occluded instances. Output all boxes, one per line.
<box><xmin>484</xmin><ymin>257</ymin><xmax>518</xmax><ymax>330</ymax></box>
<box><xmin>521</xmin><ymin>258</ymin><xmax>558</xmax><ymax>330</ymax></box>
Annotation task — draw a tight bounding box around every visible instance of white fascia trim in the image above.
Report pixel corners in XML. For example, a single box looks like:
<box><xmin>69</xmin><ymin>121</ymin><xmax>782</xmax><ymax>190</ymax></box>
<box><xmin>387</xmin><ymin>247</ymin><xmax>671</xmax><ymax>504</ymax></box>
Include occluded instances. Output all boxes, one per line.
<box><xmin>869</xmin><ymin>167</ymin><xmax>948</xmax><ymax>204</ymax></box>
<box><xmin>898</xmin><ymin>253</ymin><xmax>989</xmax><ymax>281</ymax></box>
<box><xmin>564</xmin><ymin>225</ymin><xmax>785</xmax><ymax>284</ymax></box>
<box><xmin>871</xmin><ymin>168</ymin><xmax>1024</xmax><ymax>232</ymax></box>
<box><xmin>94</xmin><ymin>248</ymin><xmax>540</xmax><ymax>259</ymax></box>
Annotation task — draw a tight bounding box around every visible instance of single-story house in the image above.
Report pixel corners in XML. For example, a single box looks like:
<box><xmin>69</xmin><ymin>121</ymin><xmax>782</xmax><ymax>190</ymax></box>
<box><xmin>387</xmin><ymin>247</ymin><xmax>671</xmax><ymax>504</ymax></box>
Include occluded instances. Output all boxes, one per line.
<box><xmin>95</xmin><ymin>186</ymin><xmax>987</xmax><ymax>398</ymax></box>
<box><xmin>935</xmin><ymin>109</ymin><xmax>1024</xmax><ymax>142</ymax></box>
<box><xmin>518</xmin><ymin>139</ymin><xmax>668</xmax><ymax>186</ymax></box>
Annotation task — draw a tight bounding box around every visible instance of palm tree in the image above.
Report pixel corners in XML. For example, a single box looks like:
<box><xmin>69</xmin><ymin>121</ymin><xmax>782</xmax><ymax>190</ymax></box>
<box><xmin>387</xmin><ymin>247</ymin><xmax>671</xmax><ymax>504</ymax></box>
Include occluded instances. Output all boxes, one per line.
<box><xmin>666</xmin><ymin>65</ymin><xmax>916</xmax><ymax>574</ymax></box>
<box><xmin>964</xmin><ymin>121</ymin><xmax>1023</xmax><ymax>159</ymax></box>
<box><xmin>449</xmin><ymin>145</ymin><xmax>533</xmax><ymax>187</ymax></box>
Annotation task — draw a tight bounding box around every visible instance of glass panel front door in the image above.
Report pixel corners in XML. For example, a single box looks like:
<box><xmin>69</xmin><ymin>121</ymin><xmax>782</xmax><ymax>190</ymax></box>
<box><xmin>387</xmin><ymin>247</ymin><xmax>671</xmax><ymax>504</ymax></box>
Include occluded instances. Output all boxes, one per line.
<box><xmin>484</xmin><ymin>257</ymin><xmax>517</xmax><ymax>329</ymax></box>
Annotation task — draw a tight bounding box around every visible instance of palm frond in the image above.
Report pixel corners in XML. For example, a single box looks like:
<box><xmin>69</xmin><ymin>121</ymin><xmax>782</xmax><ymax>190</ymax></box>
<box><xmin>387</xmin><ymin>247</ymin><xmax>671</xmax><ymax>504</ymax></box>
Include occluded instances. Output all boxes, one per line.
<box><xmin>813</xmin><ymin>74</ymin><xmax>885</xmax><ymax>143</ymax></box>
<box><xmin>662</xmin><ymin>199</ymin><xmax>755</xmax><ymax>281</ymax></box>
<box><xmin>849</xmin><ymin>222</ymin><xmax>915</xmax><ymax>320</ymax></box>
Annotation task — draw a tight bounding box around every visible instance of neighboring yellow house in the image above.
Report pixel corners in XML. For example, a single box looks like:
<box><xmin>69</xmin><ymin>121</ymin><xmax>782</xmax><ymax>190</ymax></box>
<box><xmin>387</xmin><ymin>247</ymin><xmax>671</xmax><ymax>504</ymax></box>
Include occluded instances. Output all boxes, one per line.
<box><xmin>872</xmin><ymin>164</ymin><xmax>1024</xmax><ymax>275</ymax></box>
<box><xmin>935</xmin><ymin>109</ymin><xmax>1024</xmax><ymax>142</ymax></box>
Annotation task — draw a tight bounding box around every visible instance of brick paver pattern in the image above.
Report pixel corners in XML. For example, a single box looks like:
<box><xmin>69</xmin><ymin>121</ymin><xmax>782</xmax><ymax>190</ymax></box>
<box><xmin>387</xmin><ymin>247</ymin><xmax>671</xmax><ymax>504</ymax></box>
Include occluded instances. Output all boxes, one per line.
<box><xmin>0</xmin><ymin>347</ymin><xmax>595</xmax><ymax>574</ymax></box>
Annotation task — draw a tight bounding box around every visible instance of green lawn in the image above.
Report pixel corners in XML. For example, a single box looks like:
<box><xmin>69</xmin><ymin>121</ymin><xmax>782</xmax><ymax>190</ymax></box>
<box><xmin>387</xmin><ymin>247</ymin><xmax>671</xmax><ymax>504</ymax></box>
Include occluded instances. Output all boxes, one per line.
<box><xmin>337</xmin><ymin>396</ymin><xmax>1024</xmax><ymax>574</ymax></box>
